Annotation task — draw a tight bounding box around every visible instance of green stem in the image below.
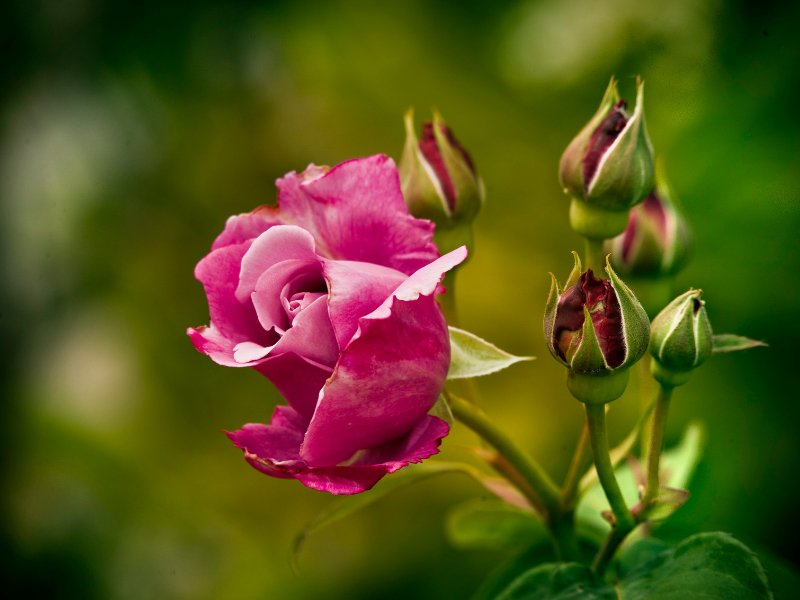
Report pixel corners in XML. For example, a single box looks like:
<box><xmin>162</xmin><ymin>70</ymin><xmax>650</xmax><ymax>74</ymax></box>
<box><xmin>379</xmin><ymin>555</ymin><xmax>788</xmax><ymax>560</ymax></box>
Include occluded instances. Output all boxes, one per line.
<box><xmin>584</xmin><ymin>404</ymin><xmax>636</xmax><ymax>568</ymax></box>
<box><xmin>438</xmin><ymin>269</ymin><xmax>483</xmax><ymax>406</ymax></box>
<box><xmin>638</xmin><ymin>358</ymin><xmax>655</xmax><ymax>459</ymax></box>
<box><xmin>449</xmin><ymin>394</ymin><xmax>578</xmax><ymax>560</ymax></box>
<box><xmin>583</xmin><ymin>237</ymin><xmax>607</xmax><ymax>277</ymax></box>
<box><xmin>438</xmin><ymin>269</ymin><xmax>459</xmax><ymax>327</ymax></box>
<box><xmin>450</xmin><ymin>395</ymin><xmax>561</xmax><ymax>516</ymax></box>
<box><xmin>592</xmin><ymin>527</ymin><xmax>628</xmax><ymax>575</ymax></box>
<box><xmin>642</xmin><ymin>384</ymin><xmax>673</xmax><ymax>508</ymax></box>
<box><xmin>561</xmin><ymin>415</ymin><xmax>591</xmax><ymax>510</ymax></box>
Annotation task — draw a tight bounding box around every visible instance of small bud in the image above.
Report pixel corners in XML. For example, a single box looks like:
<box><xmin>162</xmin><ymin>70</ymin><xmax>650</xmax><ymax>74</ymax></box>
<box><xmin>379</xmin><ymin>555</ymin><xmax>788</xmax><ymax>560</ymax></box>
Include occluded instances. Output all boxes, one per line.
<box><xmin>559</xmin><ymin>77</ymin><xmax>656</xmax><ymax>240</ymax></box>
<box><xmin>607</xmin><ymin>162</ymin><xmax>691</xmax><ymax>278</ymax></box>
<box><xmin>544</xmin><ymin>253</ymin><xmax>650</xmax><ymax>403</ymax></box>
<box><xmin>649</xmin><ymin>289</ymin><xmax>713</xmax><ymax>387</ymax></box>
<box><xmin>399</xmin><ymin>109</ymin><xmax>485</xmax><ymax>256</ymax></box>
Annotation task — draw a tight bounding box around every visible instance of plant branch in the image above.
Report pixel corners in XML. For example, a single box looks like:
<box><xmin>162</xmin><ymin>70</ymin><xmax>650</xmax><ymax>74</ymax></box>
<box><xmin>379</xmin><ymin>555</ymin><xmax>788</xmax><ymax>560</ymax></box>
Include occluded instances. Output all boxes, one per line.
<box><xmin>584</xmin><ymin>237</ymin><xmax>607</xmax><ymax>277</ymax></box>
<box><xmin>448</xmin><ymin>393</ymin><xmax>578</xmax><ymax>560</ymax></box>
<box><xmin>642</xmin><ymin>384</ymin><xmax>674</xmax><ymax>508</ymax></box>
<box><xmin>585</xmin><ymin>403</ymin><xmax>636</xmax><ymax>569</ymax></box>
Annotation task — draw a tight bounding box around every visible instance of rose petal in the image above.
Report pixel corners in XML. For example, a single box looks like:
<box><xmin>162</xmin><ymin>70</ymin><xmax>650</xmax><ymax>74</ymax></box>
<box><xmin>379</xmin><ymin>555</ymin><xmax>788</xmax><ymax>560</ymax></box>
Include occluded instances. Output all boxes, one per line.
<box><xmin>194</xmin><ymin>240</ymin><xmax>275</xmax><ymax>347</ymax></box>
<box><xmin>253</xmin><ymin>352</ymin><xmax>332</xmax><ymax>422</ymax></box>
<box><xmin>236</xmin><ymin>225</ymin><xmax>318</xmax><ymax>303</ymax></box>
<box><xmin>321</xmin><ymin>259</ymin><xmax>408</xmax><ymax>348</ymax></box>
<box><xmin>227</xmin><ymin>413</ymin><xmax>449</xmax><ymax>495</ymax></box>
<box><xmin>233</xmin><ymin>341</ymin><xmax>278</xmax><ymax>363</ymax></box>
<box><xmin>188</xmin><ymin>324</ymin><xmax>241</xmax><ymax>366</ymax></box>
<box><xmin>270</xmin><ymin>295</ymin><xmax>339</xmax><ymax>368</ymax></box>
<box><xmin>276</xmin><ymin>155</ymin><xmax>439</xmax><ymax>275</ymax></box>
<box><xmin>296</xmin><ymin>416</ymin><xmax>448</xmax><ymax>494</ymax></box>
<box><xmin>211</xmin><ymin>206</ymin><xmax>285</xmax><ymax>251</ymax></box>
<box><xmin>301</xmin><ymin>248</ymin><xmax>466</xmax><ymax>467</ymax></box>
<box><xmin>251</xmin><ymin>259</ymin><xmax>323</xmax><ymax>333</ymax></box>
<box><xmin>226</xmin><ymin>417</ymin><xmax>305</xmax><ymax>477</ymax></box>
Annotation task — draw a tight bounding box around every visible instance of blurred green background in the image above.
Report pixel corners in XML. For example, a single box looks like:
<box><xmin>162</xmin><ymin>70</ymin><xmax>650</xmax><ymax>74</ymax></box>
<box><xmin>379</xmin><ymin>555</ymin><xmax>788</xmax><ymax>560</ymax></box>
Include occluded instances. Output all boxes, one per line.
<box><xmin>1</xmin><ymin>0</ymin><xmax>799</xmax><ymax>598</ymax></box>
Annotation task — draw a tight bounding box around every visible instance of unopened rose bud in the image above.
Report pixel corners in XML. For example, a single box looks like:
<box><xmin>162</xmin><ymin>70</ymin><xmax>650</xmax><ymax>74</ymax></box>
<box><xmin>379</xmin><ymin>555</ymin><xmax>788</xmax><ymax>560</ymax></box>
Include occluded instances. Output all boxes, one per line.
<box><xmin>607</xmin><ymin>163</ymin><xmax>691</xmax><ymax>278</ymax></box>
<box><xmin>399</xmin><ymin>109</ymin><xmax>485</xmax><ymax>256</ymax></box>
<box><xmin>649</xmin><ymin>289</ymin><xmax>713</xmax><ymax>387</ymax></box>
<box><xmin>544</xmin><ymin>253</ymin><xmax>650</xmax><ymax>404</ymax></box>
<box><xmin>559</xmin><ymin>77</ymin><xmax>655</xmax><ymax>240</ymax></box>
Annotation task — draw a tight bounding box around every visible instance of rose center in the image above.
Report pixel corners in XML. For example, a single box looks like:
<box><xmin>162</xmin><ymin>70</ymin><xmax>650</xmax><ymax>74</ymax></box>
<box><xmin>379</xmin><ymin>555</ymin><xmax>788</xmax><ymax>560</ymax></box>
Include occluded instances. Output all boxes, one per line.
<box><xmin>278</xmin><ymin>271</ymin><xmax>327</xmax><ymax>331</ymax></box>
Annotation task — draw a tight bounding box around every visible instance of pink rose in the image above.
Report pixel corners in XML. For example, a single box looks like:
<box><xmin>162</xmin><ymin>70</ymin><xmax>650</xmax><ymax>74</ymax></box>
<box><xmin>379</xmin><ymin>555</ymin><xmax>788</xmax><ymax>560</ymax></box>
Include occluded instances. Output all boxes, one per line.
<box><xmin>188</xmin><ymin>155</ymin><xmax>466</xmax><ymax>494</ymax></box>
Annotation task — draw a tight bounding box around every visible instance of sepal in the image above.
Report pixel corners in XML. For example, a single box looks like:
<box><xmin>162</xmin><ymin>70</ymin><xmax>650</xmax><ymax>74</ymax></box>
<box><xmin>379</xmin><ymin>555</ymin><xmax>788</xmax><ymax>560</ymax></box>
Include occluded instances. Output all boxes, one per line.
<box><xmin>605</xmin><ymin>257</ymin><xmax>650</xmax><ymax>369</ymax></box>
<box><xmin>559</xmin><ymin>77</ymin><xmax>621</xmax><ymax>198</ymax></box>
<box><xmin>587</xmin><ymin>77</ymin><xmax>655</xmax><ymax>210</ymax></box>
<box><xmin>650</xmin><ymin>289</ymin><xmax>713</xmax><ymax>384</ymax></box>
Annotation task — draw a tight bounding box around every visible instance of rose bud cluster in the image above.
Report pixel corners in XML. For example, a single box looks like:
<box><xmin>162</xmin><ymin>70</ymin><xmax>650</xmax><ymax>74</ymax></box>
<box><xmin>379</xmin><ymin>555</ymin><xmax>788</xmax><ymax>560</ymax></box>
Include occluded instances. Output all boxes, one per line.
<box><xmin>399</xmin><ymin>109</ymin><xmax>485</xmax><ymax>257</ymax></box>
<box><xmin>559</xmin><ymin>77</ymin><xmax>655</xmax><ymax>240</ymax></box>
<box><xmin>544</xmin><ymin>253</ymin><xmax>650</xmax><ymax>404</ymax></box>
<box><xmin>608</xmin><ymin>164</ymin><xmax>691</xmax><ymax>279</ymax></box>
<box><xmin>649</xmin><ymin>289</ymin><xmax>713</xmax><ymax>387</ymax></box>
<box><xmin>188</xmin><ymin>155</ymin><xmax>467</xmax><ymax>494</ymax></box>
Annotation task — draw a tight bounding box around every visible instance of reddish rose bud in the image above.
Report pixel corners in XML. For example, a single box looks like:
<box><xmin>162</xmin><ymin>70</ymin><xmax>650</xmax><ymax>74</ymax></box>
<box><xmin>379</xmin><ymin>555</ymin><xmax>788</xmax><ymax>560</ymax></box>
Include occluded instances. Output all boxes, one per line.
<box><xmin>554</xmin><ymin>270</ymin><xmax>625</xmax><ymax>369</ymax></box>
<box><xmin>608</xmin><ymin>162</ymin><xmax>691</xmax><ymax>278</ymax></box>
<box><xmin>544</xmin><ymin>253</ymin><xmax>650</xmax><ymax>403</ymax></box>
<box><xmin>400</xmin><ymin>109</ymin><xmax>484</xmax><ymax>256</ymax></box>
<box><xmin>559</xmin><ymin>77</ymin><xmax>656</xmax><ymax>240</ymax></box>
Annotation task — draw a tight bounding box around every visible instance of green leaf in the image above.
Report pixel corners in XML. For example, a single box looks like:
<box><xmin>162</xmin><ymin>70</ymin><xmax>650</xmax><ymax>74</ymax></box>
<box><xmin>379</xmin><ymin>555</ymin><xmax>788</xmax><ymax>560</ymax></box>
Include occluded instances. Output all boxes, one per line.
<box><xmin>713</xmin><ymin>334</ymin><xmax>768</xmax><ymax>354</ymax></box>
<box><xmin>470</xmin><ymin>546</ymin><xmax>558</xmax><ymax>600</ymax></box>
<box><xmin>446</xmin><ymin>498</ymin><xmax>550</xmax><ymax>551</ymax></box>
<box><xmin>613</xmin><ymin>532</ymin><xmax>773</xmax><ymax>599</ymax></box>
<box><xmin>492</xmin><ymin>533</ymin><xmax>772</xmax><ymax>599</ymax></box>
<box><xmin>292</xmin><ymin>462</ymin><xmax>481</xmax><ymax>569</ymax></box>
<box><xmin>494</xmin><ymin>563</ymin><xmax>614</xmax><ymax>600</ymax></box>
<box><xmin>448</xmin><ymin>326</ymin><xmax>533</xmax><ymax>379</ymax></box>
<box><xmin>575</xmin><ymin>422</ymin><xmax>705</xmax><ymax>544</ymax></box>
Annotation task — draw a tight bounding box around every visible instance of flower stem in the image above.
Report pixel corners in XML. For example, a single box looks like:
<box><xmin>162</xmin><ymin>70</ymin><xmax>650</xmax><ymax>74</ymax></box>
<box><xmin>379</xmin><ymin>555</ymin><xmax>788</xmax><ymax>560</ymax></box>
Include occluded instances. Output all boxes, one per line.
<box><xmin>584</xmin><ymin>237</ymin><xmax>607</xmax><ymax>277</ymax></box>
<box><xmin>561</xmin><ymin>415</ymin><xmax>592</xmax><ymax>510</ymax></box>
<box><xmin>438</xmin><ymin>269</ymin><xmax>483</xmax><ymax>406</ymax></box>
<box><xmin>592</xmin><ymin>526</ymin><xmax>628</xmax><ymax>575</ymax></box>
<box><xmin>438</xmin><ymin>269</ymin><xmax>459</xmax><ymax>327</ymax></box>
<box><xmin>642</xmin><ymin>384</ymin><xmax>673</xmax><ymax>508</ymax></box>
<box><xmin>638</xmin><ymin>358</ymin><xmax>655</xmax><ymax>459</ymax></box>
<box><xmin>584</xmin><ymin>403</ymin><xmax>636</xmax><ymax>567</ymax></box>
<box><xmin>448</xmin><ymin>394</ymin><xmax>578</xmax><ymax>560</ymax></box>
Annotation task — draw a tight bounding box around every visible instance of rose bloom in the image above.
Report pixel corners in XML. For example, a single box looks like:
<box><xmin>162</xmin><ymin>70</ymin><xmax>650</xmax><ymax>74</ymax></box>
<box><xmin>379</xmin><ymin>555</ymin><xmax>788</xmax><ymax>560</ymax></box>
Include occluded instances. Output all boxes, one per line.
<box><xmin>188</xmin><ymin>155</ymin><xmax>466</xmax><ymax>494</ymax></box>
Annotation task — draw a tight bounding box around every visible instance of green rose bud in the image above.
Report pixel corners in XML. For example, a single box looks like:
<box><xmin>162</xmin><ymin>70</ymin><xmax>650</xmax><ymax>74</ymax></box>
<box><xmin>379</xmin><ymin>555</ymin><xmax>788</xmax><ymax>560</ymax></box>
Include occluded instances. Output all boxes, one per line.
<box><xmin>649</xmin><ymin>289</ymin><xmax>713</xmax><ymax>387</ymax></box>
<box><xmin>544</xmin><ymin>253</ymin><xmax>650</xmax><ymax>404</ymax></box>
<box><xmin>559</xmin><ymin>77</ymin><xmax>655</xmax><ymax>240</ymax></box>
<box><xmin>399</xmin><ymin>109</ymin><xmax>485</xmax><ymax>256</ymax></box>
<box><xmin>607</xmin><ymin>162</ymin><xmax>692</xmax><ymax>279</ymax></box>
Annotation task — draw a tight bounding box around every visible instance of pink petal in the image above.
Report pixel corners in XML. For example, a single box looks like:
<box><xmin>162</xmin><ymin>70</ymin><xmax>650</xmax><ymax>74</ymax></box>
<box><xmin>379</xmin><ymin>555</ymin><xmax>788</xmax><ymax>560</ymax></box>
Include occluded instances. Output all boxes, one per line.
<box><xmin>232</xmin><ymin>341</ymin><xmax>278</xmax><ymax>363</ymax></box>
<box><xmin>227</xmin><ymin>413</ymin><xmax>449</xmax><ymax>495</ymax></box>
<box><xmin>251</xmin><ymin>258</ymin><xmax>323</xmax><ymax>333</ymax></box>
<box><xmin>194</xmin><ymin>240</ymin><xmax>275</xmax><ymax>347</ymax></box>
<box><xmin>252</xmin><ymin>352</ymin><xmax>332</xmax><ymax>422</ymax></box>
<box><xmin>211</xmin><ymin>206</ymin><xmax>286</xmax><ymax>251</ymax></box>
<box><xmin>188</xmin><ymin>324</ymin><xmax>241</xmax><ymax>367</ymax></box>
<box><xmin>297</xmin><ymin>416</ymin><xmax>449</xmax><ymax>494</ymax></box>
<box><xmin>236</xmin><ymin>225</ymin><xmax>318</xmax><ymax>303</ymax></box>
<box><xmin>321</xmin><ymin>259</ymin><xmax>408</xmax><ymax>348</ymax></box>
<box><xmin>270</xmin><ymin>295</ymin><xmax>339</xmax><ymax>368</ymax></box>
<box><xmin>300</xmin><ymin>248</ymin><xmax>467</xmax><ymax>468</ymax></box>
<box><xmin>226</xmin><ymin>417</ymin><xmax>305</xmax><ymax>478</ymax></box>
<box><xmin>276</xmin><ymin>155</ymin><xmax>439</xmax><ymax>275</ymax></box>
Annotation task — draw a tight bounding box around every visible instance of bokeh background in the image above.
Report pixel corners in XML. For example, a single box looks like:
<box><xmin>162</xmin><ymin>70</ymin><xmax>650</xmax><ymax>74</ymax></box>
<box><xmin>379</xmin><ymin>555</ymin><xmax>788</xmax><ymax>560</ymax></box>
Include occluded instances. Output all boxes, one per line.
<box><xmin>1</xmin><ymin>0</ymin><xmax>799</xmax><ymax>598</ymax></box>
